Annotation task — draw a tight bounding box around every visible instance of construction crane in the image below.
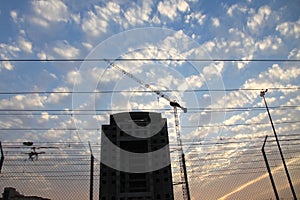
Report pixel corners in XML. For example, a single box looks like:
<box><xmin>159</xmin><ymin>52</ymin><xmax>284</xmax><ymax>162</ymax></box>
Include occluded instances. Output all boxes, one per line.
<box><xmin>105</xmin><ymin>59</ymin><xmax>191</xmax><ymax>200</ymax></box>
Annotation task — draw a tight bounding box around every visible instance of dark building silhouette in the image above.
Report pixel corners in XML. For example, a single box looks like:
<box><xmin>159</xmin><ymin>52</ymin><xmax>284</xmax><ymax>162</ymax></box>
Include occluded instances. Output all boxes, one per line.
<box><xmin>100</xmin><ymin>112</ymin><xmax>174</xmax><ymax>200</ymax></box>
<box><xmin>1</xmin><ymin>187</ymin><xmax>51</xmax><ymax>200</ymax></box>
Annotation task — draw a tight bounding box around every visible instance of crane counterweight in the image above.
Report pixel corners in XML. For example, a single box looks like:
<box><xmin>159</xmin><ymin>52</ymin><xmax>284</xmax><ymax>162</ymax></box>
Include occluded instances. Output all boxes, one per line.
<box><xmin>170</xmin><ymin>101</ymin><xmax>187</xmax><ymax>113</ymax></box>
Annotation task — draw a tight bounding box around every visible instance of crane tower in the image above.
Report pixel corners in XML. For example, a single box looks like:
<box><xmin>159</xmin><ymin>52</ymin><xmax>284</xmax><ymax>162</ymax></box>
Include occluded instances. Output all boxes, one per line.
<box><xmin>105</xmin><ymin>60</ymin><xmax>191</xmax><ymax>200</ymax></box>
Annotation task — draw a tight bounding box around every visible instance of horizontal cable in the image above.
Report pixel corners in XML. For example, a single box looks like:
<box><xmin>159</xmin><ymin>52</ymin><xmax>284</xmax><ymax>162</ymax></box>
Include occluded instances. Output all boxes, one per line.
<box><xmin>1</xmin><ymin>120</ymin><xmax>299</xmax><ymax>130</ymax></box>
<box><xmin>1</xmin><ymin>58</ymin><xmax>300</xmax><ymax>62</ymax></box>
<box><xmin>0</xmin><ymin>87</ymin><xmax>300</xmax><ymax>94</ymax></box>
<box><xmin>0</xmin><ymin>105</ymin><xmax>299</xmax><ymax>113</ymax></box>
<box><xmin>182</xmin><ymin>120</ymin><xmax>300</xmax><ymax>128</ymax></box>
<box><xmin>2</xmin><ymin>133</ymin><xmax>299</xmax><ymax>144</ymax></box>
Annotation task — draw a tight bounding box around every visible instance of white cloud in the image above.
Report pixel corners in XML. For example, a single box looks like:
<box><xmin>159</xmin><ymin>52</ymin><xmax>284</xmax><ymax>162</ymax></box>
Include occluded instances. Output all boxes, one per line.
<box><xmin>0</xmin><ymin>94</ymin><xmax>46</xmax><ymax>109</ymax></box>
<box><xmin>157</xmin><ymin>0</ymin><xmax>189</xmax><ymax>20</ymax></box>
<box><xmin>190</xmin><ymin>12</ymin><xmax>206</xmax><ymax>25</ymax></box>
<box><xmin>0</xmin><ymin>43</ymin><xmax>20</xmax><ymax>56</ymax></box>
<box><xmin>81</xmin><ymin>2</ymin><xmax>121</xmax><ymax>37</ymax></box>
<box><xmin>223</xmin><ymin>112</ymin><xmax>248</xmax><ymax>125</ymax></box>
<box><xmin>30</xmin><ymin>17</ymin><xmax>49</xmax><ymax>28</ymax></box>
<box><xmin>202</xmin><ymin>62</ymin><xmax>224</xmax><ymax>80</ymax></box>
<box><xmin>107</xmin><ymin>2</ymin><xmax>121</xmax><ymax>13</ymax></box>
<box><xmin>262</xmin><ymin>64</ymin><xmax>300</xmax><ymax>81</ymax></box>
<box><xmin>47</xmin><ymin>87</ymin><xmax>70</xmax><ymax>104</ymax></box>
<box><xmin>211</xmin><ymin>63</ymin><xmax>300</xmax><ymax>113</ymax></box>
<box><xmin>158</xmin><ymin>0</ymin><xmax>178</xmax><ymax>20</ymax></box>
<box><xmin>0</xmin><ymin>61</ymin><xmax>14</xmax><ymax>71</ymax></box>
<box><xmin>212</xmin><ymin>17</ymin><xmax>220</xmax><ymax>27</ymax></box>
<box><xmin>67</xmin><ymin>70</ymin><xmax>82</xmax><ymax>85</ymax></box>
<box><xmin>18</xmin><ymin>37</ymin><xmax>32</xmax><ymax>53</ymax></box>
<box><xmin>256</xmin><ymin>35</ymin><xmax>282</xmax><ymax>51</ymax></box>
<box><xmin>53</xmin><ymin>41</ymin><xmax>80</xmax><ymax>59</ymax></box>
<box><xmin>38</xmin><ymin>112</ymin><xmax>58</xmax><ymax>123</ymax></box>
<box><xmin>124</xmin><ymin>2</ymin><xmax>152</xmax><ymax>26</ymax></box>
<box><xmin>177</xmin><ymin>0</ymin><xmax>189</xmax><ymax>12</ymax></box>
<box><xmin>81</xmin><ymin>42</ymin><xmax>93</xmax><ymax>50</ymax></box>
<box><xmin>0</xmin><ymin>43</ymin><xmax>21</xmax><ymax>71</ymax></box>
<box><xmin>276</xmin><ymin>18</ymin><xmax>300</xmax><ymax>39</ymax></box>
<box><xmin>71</xmin><ymin>13</ymin><xmax>81</xmax><ymax>24</ymax></box>
<box><xmin>202</xmin><ymin>41</ymin><xmax>216</xmax><ymax>53</ymax></box>
<box><xmin>32</xmin><ymin>0</ymin><xmax>68</xmax><ymax>23</ymax></box>
<box><xmin>205</xmin><ymin>28</ymin><xmax>258</xmax><ymax>69</ymax></box>
<box><xmin>10</xmin><ymin>10</ymin><xmax>18</xmax><ymax>22</ymax></box>
<box><xmin>82</xmin><ymin>10</ymin><xmax>107</xmax><ymax>37</ymax></box>
<box><xmin>183</xmin><ymin>74</ymin><xmax>205</xmax><ymax>89</ymax></box>
<box><xmin>226</xmin><ymin>4</ymin><xmax>248</xmax><ymax>17</ymax></box>
<box><xmin>288</xmin><ymin>48</ymin><xmax>300</xmax><ymax>59</ymax></box>
<box><xmin>37</xmin><ymin>51</ymin><xmax>47</xmax><ymax>60</ymax></box>
<box><xmin>247</xmin><ymin>5</ymin><xmax>272</xmax><ymax>33</ymax></box>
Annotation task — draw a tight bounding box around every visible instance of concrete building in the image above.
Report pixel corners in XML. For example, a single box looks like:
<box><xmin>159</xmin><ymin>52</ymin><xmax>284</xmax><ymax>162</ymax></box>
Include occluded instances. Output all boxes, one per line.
<box><xmin>100</xmin><ymin>112</ymin><xmax>174</xmax><ymax>200</ymax></box>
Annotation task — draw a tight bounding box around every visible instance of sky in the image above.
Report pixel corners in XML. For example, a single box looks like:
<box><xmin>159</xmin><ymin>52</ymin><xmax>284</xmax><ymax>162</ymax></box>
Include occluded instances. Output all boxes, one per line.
<box><xmin>0</xmin><ymin>0</ymin><xmax>300</xmax><ymax>199</ymax></box>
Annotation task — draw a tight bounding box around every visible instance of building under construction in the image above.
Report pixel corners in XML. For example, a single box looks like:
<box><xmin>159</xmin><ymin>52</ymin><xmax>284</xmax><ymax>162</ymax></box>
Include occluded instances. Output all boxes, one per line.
<box><xmin>99</xmin><ymin>112</ymin><xmax>174</xmax><ymax>200</ymax></box>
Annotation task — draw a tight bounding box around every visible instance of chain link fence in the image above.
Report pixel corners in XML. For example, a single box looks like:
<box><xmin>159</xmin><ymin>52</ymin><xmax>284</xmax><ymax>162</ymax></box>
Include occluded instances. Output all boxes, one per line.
<box><xmin>0</xmin><ymin>138</ymin><xmax>299</xmax><ymax>200</ymax></box>
<box><xmin>0</xmin><ymin>142</ymin><xmax>99</xmax><ymax>200</ymax></box>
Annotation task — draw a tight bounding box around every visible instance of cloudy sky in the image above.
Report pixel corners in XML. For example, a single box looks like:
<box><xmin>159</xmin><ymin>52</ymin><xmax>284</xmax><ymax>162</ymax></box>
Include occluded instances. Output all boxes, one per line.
<box><xmin>0</xmin><ymin>0</ymin><xmax>300</xmax><ymax>199</ymax></box>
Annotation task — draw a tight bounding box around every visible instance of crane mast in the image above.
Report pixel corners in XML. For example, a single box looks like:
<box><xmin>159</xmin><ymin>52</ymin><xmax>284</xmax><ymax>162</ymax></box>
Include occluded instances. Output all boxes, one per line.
<box><xmin>105</xmin><ymin>60</ymin><xmax>190</xmax><ymax>200</ymax></box>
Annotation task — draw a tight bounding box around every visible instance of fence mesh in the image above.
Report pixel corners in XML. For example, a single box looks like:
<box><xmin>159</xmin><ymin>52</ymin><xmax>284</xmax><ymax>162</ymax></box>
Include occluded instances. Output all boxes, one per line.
<box><xmin>0</xmin><ymin>142</ymin><xmax>99</xmax><ymax>200</ymax></box>
<box><xmin>0</xmin><ymin>137</ymin><xmax>299</xmax><ymax>200</ymax></box>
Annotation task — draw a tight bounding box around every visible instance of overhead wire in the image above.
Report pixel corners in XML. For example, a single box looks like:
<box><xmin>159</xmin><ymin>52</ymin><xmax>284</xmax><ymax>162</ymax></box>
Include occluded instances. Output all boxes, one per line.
<box><xmin>1</xmin><ymin>58</ymin><xmax>300</xmax><ymax>62</ymax></box>
<box><xmin>0</xmin><ymin>87</ymin><xmax>300</xmax><ymax>94</ymax></box>
<box><xmin>1</xmin><ymin>120</ymin><xmax>300</xmax><ymax>131</ymax></box>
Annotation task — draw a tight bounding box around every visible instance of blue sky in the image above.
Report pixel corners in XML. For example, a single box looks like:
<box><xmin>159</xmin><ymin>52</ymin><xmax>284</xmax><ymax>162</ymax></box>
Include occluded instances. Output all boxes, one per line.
<box><xmin>0</xmin><ymin>0</ymin><xmax>300</xmax><ymax>199</ymax></box>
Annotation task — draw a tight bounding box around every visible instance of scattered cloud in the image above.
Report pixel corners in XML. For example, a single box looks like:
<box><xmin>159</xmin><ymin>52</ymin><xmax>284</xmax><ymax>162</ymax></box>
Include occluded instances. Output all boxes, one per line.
<box><xmin>158</xmin><ymin>0</ymin><xmax>178</xmax><ymax>20</ymax></box>
<box><xmin>276</xmin><ymin>18</ymin><xmax>300</xmax><ymax>39</ymax></box>
<box><xmin>1</xmin><ymin>1</ymin><xmax>300</xmax><ymax>198</ymax></box>
<box><xmin>185</xmin><ymin>11</ymin><xmax>206</xmax><ymax>25</ymax></box>
<box><xmin>10</xmin><ymin>10</ymin><xmax>18</xmax><ymax>22</ymax></box>
<box><xmin>0</xmin><ymin>94</ymin><xmax>46</xmax><ymax>109</ymax></box>
<box><xmin>288</xmin><ymin>48</ymin><xmax>300</xmax><ymax>59</ymax></box>
<box><xmin>67</xmin><ymin>70</ymin><xmax>82</xmax><ymax>85</ymax></box>
<box><xmin>226</xmin><ymin>4</ymin><xmax>248</xmax><ymax>17</ymax></box>
<box><xmin>256</xmin><ymin>35</ymin><xmax>282</xmax><ymax>51</ymax></box>
<box><xmin>52</xmin><ymin>41</ymin><xmax>80</xmax><ymax>58</ymax></box>
<box><xmin>124</xmin><ymin>2</ymin><xmax>153</xmax><ymax>26</ymax></box>
<box><xmin>47</xmin><ymin>87</ymin><xmax>70</xmax><ymax>104</ymax></box>
<box><xmin>18</xmin><ymin>37</ymin><xmax>33</xmax><ymax>54</ymax></box>
<box><xmin>247</xmin><ymin>5</ymin><xmax>272</xmax><ymax>33</ymax></box>
<box><xmin>212</xmin><ymin>17</ymin><xmax>220</xmax><ymax>27</ymax></box>
<box><xmin>158</xmin><ymin>0</ymin><xmax>190</xmax><ymax>20</ymax></box>
<box><xmin>81</xmin><ymin>2</ymin><xmax>122</xmax><ymax>37</ymax></box>
<box><xmin>31</xmin><ymin>0</ymin><xmax>69</xmax><ymax>23</ymax></box>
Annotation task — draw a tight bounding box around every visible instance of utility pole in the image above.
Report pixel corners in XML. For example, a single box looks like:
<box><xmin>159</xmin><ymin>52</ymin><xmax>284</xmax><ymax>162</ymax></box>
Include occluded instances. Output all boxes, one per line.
<box><xmin>262</xmin><ymin>135</ymin><xmax>280</xmax><ymax>200</ymax></box>
<box><xmin>0</xmin><ymin>141</ymin><xmax>4</xmax><ymax>174</ymax></box>
<box><xmin>260</xmin><ymin>89</ymin><xmax>297</xmax><ymax>200</ymax></box>
<box><xmin>89</xmin><ymin>142</ymin><xmax>94</xmax><ymax>200</ymax></box>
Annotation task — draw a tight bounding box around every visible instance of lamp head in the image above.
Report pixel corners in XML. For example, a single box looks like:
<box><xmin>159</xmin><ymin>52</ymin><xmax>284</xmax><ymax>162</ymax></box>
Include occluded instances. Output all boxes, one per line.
<box><xmin>260</xmin><ymin>89</ymin><xmax>268</xmax><ymax>97</ymax></box>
